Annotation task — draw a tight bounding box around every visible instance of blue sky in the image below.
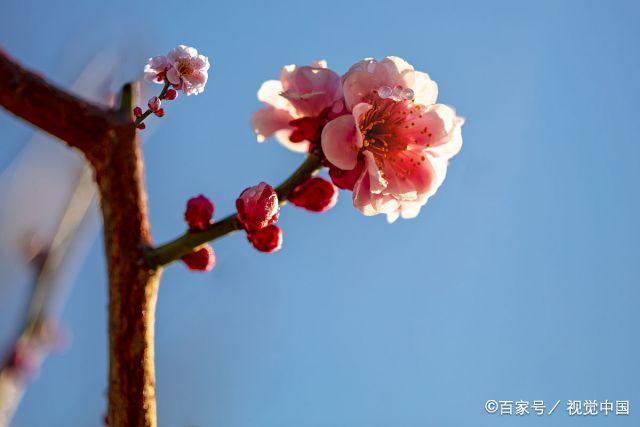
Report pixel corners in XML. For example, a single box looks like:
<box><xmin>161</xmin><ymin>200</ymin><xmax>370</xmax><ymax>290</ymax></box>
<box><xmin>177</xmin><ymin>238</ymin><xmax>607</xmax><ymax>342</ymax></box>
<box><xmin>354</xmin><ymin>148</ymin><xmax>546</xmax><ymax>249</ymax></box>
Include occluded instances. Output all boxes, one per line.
<box><xmin>1</xmin><ymin>0</ymin><xmax>639</xmax><ymax>425</ymax></box>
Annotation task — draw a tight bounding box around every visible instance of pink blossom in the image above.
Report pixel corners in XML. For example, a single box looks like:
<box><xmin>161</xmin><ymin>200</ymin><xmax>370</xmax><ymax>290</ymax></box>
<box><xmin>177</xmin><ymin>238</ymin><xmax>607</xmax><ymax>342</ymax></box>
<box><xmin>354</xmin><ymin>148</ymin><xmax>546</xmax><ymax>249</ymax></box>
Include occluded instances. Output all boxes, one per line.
<box><xmin>236</xmin><ymin>182</ymin><xmax>279</xmax><ymax>231</ymax></box>
<box><xmin>165</xmin><ymin>45</ymin><xmax>210</xmax><ymax>95</ymax></box>
<box><xmin>251</xmin><ymin>61</ymin><xmax>345</xmax><ymax>152</ymax></box>
<box><xmin>321</xmin><ymin>57</ymin><xmax>464</xmax><ymax>222</ymax></box>
<box><xmin>144</xmin><ymin>45</ymin><xmax>210</xmax><ymax>96</ymax></box>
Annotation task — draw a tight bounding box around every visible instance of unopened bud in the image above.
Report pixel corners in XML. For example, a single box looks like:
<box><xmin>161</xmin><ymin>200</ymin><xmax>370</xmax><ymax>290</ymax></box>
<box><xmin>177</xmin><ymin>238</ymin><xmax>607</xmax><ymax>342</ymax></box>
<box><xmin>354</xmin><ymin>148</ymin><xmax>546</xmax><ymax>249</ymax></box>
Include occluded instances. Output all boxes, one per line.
<box><xmin>181</xmin><ymin>244</ymin><xmax>216</xmax><ymax>271</ymax></box>
<box><xmin>164</xmin><ymin>89</ymin><xmax>178</xmax><ymax>100</ymax></box>
<box><xmin>236</xmin><ymin>182</ymin><xmax>279</xmax><ymax>231</ymax></box>
<box><xmin>184</xmin><ymin>194</ymin><xmax>214</xmax><ymax>231</ymax></box>
<box><xmin>289</xmin><ymin>177</ymin><xmax>338</xmax><ymax>212</ymax></box>
<box><xmin>148</xmin><ymin>96</ymin><xmax>161</xmax><ymax>111</ymax></box>
<box><xmin>247</xmin><ymin>225</ymin><xmax>282</xmax><ymax>253</ymax></box>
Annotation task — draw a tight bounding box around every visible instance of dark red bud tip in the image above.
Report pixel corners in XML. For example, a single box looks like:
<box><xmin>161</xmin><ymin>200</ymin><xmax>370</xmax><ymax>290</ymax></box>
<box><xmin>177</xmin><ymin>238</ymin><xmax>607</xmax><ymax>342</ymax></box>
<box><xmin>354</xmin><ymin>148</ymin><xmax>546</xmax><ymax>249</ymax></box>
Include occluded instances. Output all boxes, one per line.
<box><xmin>133</xmin><ymin>106</ymin><xmax>143</xmax><ymax>117</ymax></box>
<box><xmin>154</xmin><ymin>108</ymin><xmax>165</xmax><ymax>117</ymax></box>
<box><xmin>137</xmin><ymin>123</ymin><xmax>146</xmax><ymax>130</ymax></box>
<box><xmin>247</xmin><ymin>225</ymin><xmax>282</xmax><ymax>253</ymax></box>
<box><xmin>181</xmin><ymin>244</ymin><xmax>216</xmax><ymax>271</ymax></box>
<box><xmin>289</xmin><ymin>177</ymin><xmax>338</xmax><ymax>212</ymax></box>
<box><xmin>184</xmin><ymin>194</ymin><xmax>214</xmax><ymax>231</ymax></box>
<box><xmin>164</xmin><ymin>89</ymin><xmax>178</xmax><ymax>100</ymax></box>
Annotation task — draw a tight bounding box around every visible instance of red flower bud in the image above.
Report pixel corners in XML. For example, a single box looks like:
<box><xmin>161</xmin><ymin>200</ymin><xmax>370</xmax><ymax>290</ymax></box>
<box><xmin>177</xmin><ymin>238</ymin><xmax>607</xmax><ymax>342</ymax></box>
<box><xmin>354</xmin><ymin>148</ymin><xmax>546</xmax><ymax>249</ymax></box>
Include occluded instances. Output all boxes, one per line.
<box><xmin>289</xmin><ymin>177</ymin><xmax>338</xmax><ymax>212</ymax></box>
<box><xmin>184</xmin><ymin>194</ymin><xmax>214</xmax><ymax>231</ymax></box>
<box><xmin>163</xmin><ymin>89</ymin><xmax>178</xmax><ymax>100</ymax></box>
<box><xmin>236</xmin><ymin>182</ymin><xmax>279</xmax><ymax>231</ymax></box>
<box><xmin>181</xmin><ymin>244</ymin><xmax>216</xmax><ymax>271</ymax></box>
<box><xmin>247</xmin><ymin>225</ymin><xmax>282</xmax><ymax>253</ymax></box>
<box><xmin>148</xmin><ymin>96</ymin><xmax>161</xmax><ymax>111</ymax></box>
<box><xmin>133</xmin><ymin>106</ymin><xmax>143</xmax><ymax>117</ymax></box>
<box><xmin>154</xmin><ymin>108</ymin><xmax>165</xmax><ymax>117</ymax></box>
<box><xmin>137</xmin><ymin>123</ymin><xmax>146</xmax><ymax>130</ymax></box>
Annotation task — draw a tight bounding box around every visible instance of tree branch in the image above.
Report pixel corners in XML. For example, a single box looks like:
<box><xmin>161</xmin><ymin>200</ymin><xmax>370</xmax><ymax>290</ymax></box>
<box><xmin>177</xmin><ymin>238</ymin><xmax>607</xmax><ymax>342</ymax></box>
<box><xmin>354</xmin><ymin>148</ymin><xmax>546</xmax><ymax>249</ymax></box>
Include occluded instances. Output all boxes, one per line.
<box><xmin>96</xmin><ymin>84</ymin><xmax>161</xmax><ymax>427</ymax></box>
<box><xmin>0</xmin><ymin>48</ymin><xmax>126</xmax><ymax>163</ymax></box>
<box><xmin>146</xmin><ymin>154</ymin><xmax>323</xmax><ymax>268</ymax></box>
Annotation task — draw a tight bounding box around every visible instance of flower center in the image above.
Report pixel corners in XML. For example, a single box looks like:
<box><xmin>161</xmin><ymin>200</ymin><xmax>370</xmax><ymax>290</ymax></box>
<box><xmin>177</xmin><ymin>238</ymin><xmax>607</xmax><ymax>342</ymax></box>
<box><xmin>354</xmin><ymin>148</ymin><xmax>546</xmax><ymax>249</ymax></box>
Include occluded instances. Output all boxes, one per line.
<box><xmin>359</xmin><ymin>98</ymin><xmax>408</xmax><ymax>162</ymax></box>
<box><xmin>357</xmin><ymin>89</ymin><xmax>429</xmax><ymax>181</ymax></box>
<box><xmin>177</xmin><ymin>60</ymin><xmax>194</xmax><ymax>76</ymax></box>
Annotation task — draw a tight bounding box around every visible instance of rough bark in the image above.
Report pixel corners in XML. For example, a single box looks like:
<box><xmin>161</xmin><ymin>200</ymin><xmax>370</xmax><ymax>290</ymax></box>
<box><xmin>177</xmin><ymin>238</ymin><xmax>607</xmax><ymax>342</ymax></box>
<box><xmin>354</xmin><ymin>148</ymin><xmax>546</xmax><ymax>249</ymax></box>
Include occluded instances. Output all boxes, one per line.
<box><xmin>94</xmin><ymin>125</ymin><xmax>161</xmax><ymax>427</ymax></box>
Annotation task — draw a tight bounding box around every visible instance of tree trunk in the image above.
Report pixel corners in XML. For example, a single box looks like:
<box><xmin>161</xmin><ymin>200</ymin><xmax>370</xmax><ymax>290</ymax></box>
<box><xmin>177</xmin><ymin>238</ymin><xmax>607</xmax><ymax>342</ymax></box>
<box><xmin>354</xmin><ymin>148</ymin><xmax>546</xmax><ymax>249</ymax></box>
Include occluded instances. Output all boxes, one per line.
<box><xmin>94</xmin><ymin>125</ymin><xmax>160</xmax><ymax>427</ymax></box>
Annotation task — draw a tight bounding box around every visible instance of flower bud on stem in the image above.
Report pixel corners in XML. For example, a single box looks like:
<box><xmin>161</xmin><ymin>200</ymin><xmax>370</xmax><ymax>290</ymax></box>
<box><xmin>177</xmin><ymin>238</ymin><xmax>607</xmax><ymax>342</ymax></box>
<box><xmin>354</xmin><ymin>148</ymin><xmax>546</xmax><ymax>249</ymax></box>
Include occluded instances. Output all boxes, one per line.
<box><xmin>133</xmin><ymin>81</ymin><xmax>171</xmax><ymax>128</ymax></box>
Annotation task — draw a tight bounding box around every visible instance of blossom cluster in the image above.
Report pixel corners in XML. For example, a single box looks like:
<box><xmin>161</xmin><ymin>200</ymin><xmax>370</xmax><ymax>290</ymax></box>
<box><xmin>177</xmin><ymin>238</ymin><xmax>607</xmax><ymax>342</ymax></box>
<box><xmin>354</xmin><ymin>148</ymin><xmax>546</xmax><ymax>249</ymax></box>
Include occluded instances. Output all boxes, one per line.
<box><xmin>143</xmin><ymin>49</ymin><xmax>463</xmax><ymax>273</ymax></box>
<box><xmin>178</xmin><ymin>184</ymin><xmax>282</xmax><ymax>271</ymax></box>
<box><xmin>253</xmin><ymin>56</ymin><xmax>464</xmax><ymax>223</ymax></box>
<box><xmin>134</xmin><ymin>45</ymin><xmax>210</xmax><ymax>129</ymax></box>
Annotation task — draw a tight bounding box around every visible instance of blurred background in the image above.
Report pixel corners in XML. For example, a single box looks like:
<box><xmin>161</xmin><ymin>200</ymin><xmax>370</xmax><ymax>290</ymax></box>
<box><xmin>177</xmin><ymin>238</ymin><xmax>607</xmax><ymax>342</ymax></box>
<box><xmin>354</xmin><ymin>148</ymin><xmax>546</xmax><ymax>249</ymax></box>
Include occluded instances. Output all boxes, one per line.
<box><xmin>0</xmin><ymin>0</ymin><xmax>639</xmax><ymax>425</ymax></box>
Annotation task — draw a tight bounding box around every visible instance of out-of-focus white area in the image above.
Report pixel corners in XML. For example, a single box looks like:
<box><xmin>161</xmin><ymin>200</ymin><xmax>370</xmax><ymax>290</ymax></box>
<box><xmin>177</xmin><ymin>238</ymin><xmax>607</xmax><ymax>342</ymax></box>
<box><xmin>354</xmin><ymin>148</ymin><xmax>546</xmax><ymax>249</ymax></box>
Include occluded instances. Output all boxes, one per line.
<box><xmin>0</xmin><ymin>49</ymin><xmax>123</xmax><ymax>352</ymax></box>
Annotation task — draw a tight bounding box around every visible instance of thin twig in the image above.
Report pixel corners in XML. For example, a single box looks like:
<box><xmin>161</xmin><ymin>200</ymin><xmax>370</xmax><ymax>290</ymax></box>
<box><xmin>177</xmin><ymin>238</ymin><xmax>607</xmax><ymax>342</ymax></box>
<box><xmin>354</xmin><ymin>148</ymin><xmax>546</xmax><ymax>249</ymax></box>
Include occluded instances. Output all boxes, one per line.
<box><xmin>146</xmin><ymin>154</ymin><xmax>323</xmax><ymax>268</ymax></box>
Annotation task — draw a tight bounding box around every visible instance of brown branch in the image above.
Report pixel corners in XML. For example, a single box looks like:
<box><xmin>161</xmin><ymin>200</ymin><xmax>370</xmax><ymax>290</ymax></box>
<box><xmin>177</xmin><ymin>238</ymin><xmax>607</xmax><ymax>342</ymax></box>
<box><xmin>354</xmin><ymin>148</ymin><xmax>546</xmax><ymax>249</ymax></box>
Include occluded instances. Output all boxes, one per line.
<box><xmin>146</xmin><ymin>154</ymin><xmax>323</xmax><ymax>268</ymax></box>
<box><xmin>0</xmin><ymin>49</ymin><xmax>126</xmax><ymax>164</ymax></box>
<box><xmin>94</xmin><ymin>83</ymin><xmax>161</xmax><ymax>427</ymax></box>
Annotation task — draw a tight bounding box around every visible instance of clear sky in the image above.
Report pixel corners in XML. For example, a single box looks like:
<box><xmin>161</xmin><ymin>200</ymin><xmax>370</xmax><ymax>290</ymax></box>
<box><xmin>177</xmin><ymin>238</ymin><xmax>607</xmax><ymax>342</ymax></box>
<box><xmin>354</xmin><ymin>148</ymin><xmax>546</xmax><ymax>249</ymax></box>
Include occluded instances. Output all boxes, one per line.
<box><xmin>1</xmin><ymin>0</ymin><xmax>639</xmax><ymax>425</ymax></box>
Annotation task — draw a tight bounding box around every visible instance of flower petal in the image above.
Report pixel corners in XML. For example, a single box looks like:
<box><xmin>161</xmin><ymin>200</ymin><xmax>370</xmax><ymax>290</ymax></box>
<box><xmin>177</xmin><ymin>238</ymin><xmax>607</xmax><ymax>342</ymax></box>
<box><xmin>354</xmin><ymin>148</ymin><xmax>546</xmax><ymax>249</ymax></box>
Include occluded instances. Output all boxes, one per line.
<box><xmin>383</xmin><ymin>149</ymin><xmax>438</xmax><ymax>197</ymax></box>
<box><xmin>403</xmin><ymin>104</ymin><xmax>463</xmax><ymax>160</ymax></box>
<box><xmin>166</xmin><ymin>67</ymin><xmax>181</xmax><ymax>85</ymax></box>
<box><xmin>274</xmin><ymin>130</ymin><xmax>310</xmax><ymax>153</ymax></box>
<box><xmin>279</xmin><ymin>64</ymin><xmax>342</xmax><ymax>116</ymax></box>
<box><xmin>251</xmin><ymin>107</ymin><xmax>294</xmax><ymax>142</ymax></box>
<box><xmin>409</xmin><ymin>71</ymin><xmax>438</xmax><ymax>106</ymax></box>
<box><xmin>342</xmin><ymin>57</ymin><xmax>412</xmax><ymax>110</ymax></box>
<box><xmin>352</xmin><ymin>168</ymin><xmax>377</xmax><ymax>216</ymax></box>
<box><xmin>257</xmin><ymin>80</ymin><xmax>294</xmax><ymax>113</ymax></box>
<box><xmin>362</xmin><ymin>151</ymin><xmax>387</xmax><ymax>194</ymax></box>
<box><xmin>321</xmin><ymin>115</ymin><xmax>360</xmax><ymax>170</ymax></box>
